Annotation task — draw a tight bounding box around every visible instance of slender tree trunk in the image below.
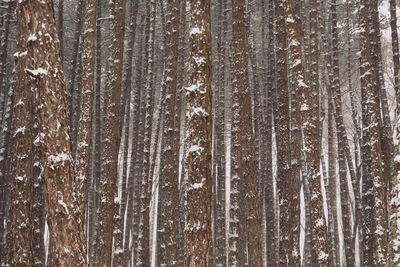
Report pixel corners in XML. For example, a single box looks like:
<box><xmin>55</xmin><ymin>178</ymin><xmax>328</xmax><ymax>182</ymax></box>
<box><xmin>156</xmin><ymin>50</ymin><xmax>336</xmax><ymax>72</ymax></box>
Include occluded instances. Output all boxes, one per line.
<box><xmin>184</xmin><ymin>0</ymin><xmax>213</xmax><ymax>265</ymax></box>
<box><xmin>359</xmin><ymin>0</ymin><xmax>386</xmax><ymax>265</ymax></box>
<box><xmin>284</xmin><ymin>0</ymin><xmax>330</xmax><ymax>265</ymax></box>
<box><xmin>214</xmin><ymin>0</ymin><xmax>227</xmax><ymax>265</ymax></box>
<box><xmin>265</xmin><ymin>1</ymin><xmax>278</xmax><ymax>265</ymax></box>
<box><xmin>57</xmin><ymin>0</ymin><xmax>63</xmax><ymax>64</ymax></box>
<box><xmin>96</xmin><ymin>0</ymin><xmax>126</xmax><ymax>265</ymax></box>
<box><xmin>390</xmin><ymin>0</ymin><xmax>400</xmax><ymax>263</ymax></box>
<box><xmin>157</xmin><ymin>0</ymin><xmax>181</xmax><ymax>266</ymax></box>
<box><xmin>75</xmin><ymin>0</ymin><xmax>98</xmax><ymax>233</ymax></box>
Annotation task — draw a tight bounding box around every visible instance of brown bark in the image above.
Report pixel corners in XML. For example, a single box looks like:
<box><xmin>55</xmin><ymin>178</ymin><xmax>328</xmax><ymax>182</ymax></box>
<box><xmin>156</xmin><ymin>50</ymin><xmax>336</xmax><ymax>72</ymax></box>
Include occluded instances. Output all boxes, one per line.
<box><xmin>284</xmin><ymin>0</ymin><xmax>330</xmax><ymax>265</ymax></box>
<box><xmin>390</xmin><ymin>0</ymin><xmax>400</xmax><ymax>262</ymax></box>
<box><xmin>15</xmin><ymin>0</ymin><xmax>87</xmax><ymax>265</ymax></box>
<box><xmin>96</xmin><ymin>0</ymin><xmax>126</xmax><ymax>265</ymax></box>
<box><xmin>157</xmin><ymin>0</ymin><xmax>181</xmax><ymax>266</ymax></box>
<box><xmin>184</xmin><ymin>0</ymin><xmax>213</xmax><ymax>265</ymax></box>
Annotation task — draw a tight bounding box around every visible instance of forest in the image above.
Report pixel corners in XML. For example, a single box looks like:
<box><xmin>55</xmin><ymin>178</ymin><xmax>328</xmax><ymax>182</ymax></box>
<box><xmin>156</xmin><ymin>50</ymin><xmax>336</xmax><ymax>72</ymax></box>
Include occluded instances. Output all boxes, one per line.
<box><xmin>0</xmin><ymin>0</ymin><xmax>399</xmax><ymax>266</ymax></box>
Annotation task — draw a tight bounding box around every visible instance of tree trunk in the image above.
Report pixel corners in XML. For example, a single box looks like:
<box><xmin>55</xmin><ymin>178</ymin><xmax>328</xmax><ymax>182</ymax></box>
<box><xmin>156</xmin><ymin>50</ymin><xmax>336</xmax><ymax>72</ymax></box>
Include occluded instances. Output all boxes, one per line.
<box><xmin>96</xmin><ymin>0</ymin><xmax>126</xmax><ymax>265</ymax></box>
<box><xmin>284</xmin><ymin>0</ymin><xmax>330</xmax><ymax>265</ymax></box>
<box><xmin>157</xmin><ymin>0</ymin><xmax>181</xmax><ymax>266</ymax></box>
<box><xmin>184</xmin><ymin>0</ymin><xmax>213</xmax><ymax>265</ymax></box>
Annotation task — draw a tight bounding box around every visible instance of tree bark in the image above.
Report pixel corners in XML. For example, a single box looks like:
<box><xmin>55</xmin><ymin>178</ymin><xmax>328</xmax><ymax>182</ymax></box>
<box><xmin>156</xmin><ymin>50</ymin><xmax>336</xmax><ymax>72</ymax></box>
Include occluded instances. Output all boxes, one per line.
<box><xmin>95</xmin><ymin>0</ymin><xmax>125</xmax><ymax>265</ymax></box>
<box><xmin>184</xmin><ymin>0</ymin><xmax>213</xmax><ymax>265</ymax></box>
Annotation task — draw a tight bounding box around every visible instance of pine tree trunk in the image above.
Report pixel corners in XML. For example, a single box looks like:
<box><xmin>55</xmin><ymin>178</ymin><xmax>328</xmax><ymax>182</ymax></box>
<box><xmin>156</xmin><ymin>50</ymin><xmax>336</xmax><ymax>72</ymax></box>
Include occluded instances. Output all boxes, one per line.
<box><xmin>214</xmin><ymin>0</ymin><xmax>227</xmax><ymax>265</ymax></box>
<box><xmin>284</xmin><ymin>0</ymin><xmax>330</xmax><ymax>265</ymax></box>
<box><xmin>359</xmin><ymin>0</ymin><xmax>386</xmax><ymax>264</ymax></box>
<box><xmin>184</xmin><ymin>0</ymin><xmax>213</xmax><ymax>265</ymax></box>
<box><xmin>390</xmin><ymin>0</ymin><xmax>400</xmax><ymax>263</ymax></box>
<box><xmin>96</xmin><ymin>0</ymin><xmax>126</xmax><ymax>265</ymax></box>
<box><xmin>157</xmin><ymin>0</ymin><xmax>181</xmax><ymax>266</ymax></box>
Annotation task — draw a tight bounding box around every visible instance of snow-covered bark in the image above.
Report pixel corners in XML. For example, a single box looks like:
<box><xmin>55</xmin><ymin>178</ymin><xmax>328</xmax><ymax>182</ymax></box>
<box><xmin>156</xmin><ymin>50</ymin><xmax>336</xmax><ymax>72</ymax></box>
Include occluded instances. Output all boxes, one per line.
<box><xmin>74</xmin><ymin>0</ymin><xmax>97</xmax><ymax>234</ymax></box>
<box><xmin>229</xmin><ymin>0</ymin><xmax>262</xmax><ymax>266</ymax></box>
<box><xmin>14</xmin><ymin>0</ymin><xmax>87</xmax><ymax>265</ymax></box>
<box><xmin>274</xmin><ymin>0</ymin><xmax>296</xmax><ymax>265</ymax></box>
<box><xmin>264</xmin><ymin>1</ymin><xmax>278</xmax><ymax>265</ymax></box>
<box><xmin>157</xmin><ymin>0</ymin><xmax>181</xmax><ymax>266</ymax></box>
<box><xmin>359</xmin><ymin>0</ymin><xmax>387</xmax><ymax>265</ymax></box>
<box><xmin>390</xmin><ymin>0</ymin><xmax>400</xmax><ymax>263</ymax></box>
<box><xmin>67</xmin><ymin>0</ymin><xmax>84</xmax><ymax>159</ymax></box>
<box><xmin>11</xmin><ymin>4</ymin><xmax>34</xmax><ymax>263</ymax></box>
<box><xmin>136</xmin><ymin>1</ymin><xmax>156</xmax><ymax>266</ymax></box>
<box><xmin>214</xmin><ymin>0</ymin><xmax>227</xmax><ymax>265</ymax></box>
<box><xmin>184</xmin><ymin>0</ymin><xmax>213</xmax><ymax>265</ymax></box>
<box><xmin>0</xmin><ymin>1</ymin><xmax>13</xmax><ymax>125</ymax></box>
<box><xmin>284</xmin><ymin>0</ymin><xmax>330</xmax><ymax>265</ymax></box>
<box><xmin>96</xmin><ymin>0</ymin><xmax>125</xmax><ymax>265</ymax></box>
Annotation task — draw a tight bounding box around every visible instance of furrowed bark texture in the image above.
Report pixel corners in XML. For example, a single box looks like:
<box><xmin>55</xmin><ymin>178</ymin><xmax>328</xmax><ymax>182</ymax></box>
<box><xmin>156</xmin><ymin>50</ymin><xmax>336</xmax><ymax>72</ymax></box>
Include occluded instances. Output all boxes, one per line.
<box><xmin>359</xmin><ymin>0</ymin><xmax>386</xmax><ymax>265</ymax></box>
<box><xmin>74</xmin><ymin>0</ymin><xmax>98</xmax><ymax>231</ymax></box>
<box><xmin>11</xmin><ymin>2</ymin><xmax>34</xmax><ymax>264</ymax></box>
<box><xmin>15</xmin><ymin>0</ymin><xmax>87</xmax><ymax>265</ymax></box>
<box><xmin>284</xmin><ymin>0</ymin><xmax>330</xmax><ymax>265</ymax></box>
<box><xmin>184</xmin><ymin>0</ymin><xmax>213</xmax><ymax>265</ymax></box>
<box><xmin>96</xmin><ymin>0</ymin><xmax>125</xmax><ymax>265</ymax></box>
<box><xmin>265</xmin><ymin>0</ymin><xmax>278</xmax><ymax>265</ymax></box>
<box><xmin>136</xmin><ymin>1</ymin><xmax>155</xmax><ymax>266</ymax></box>
<box><xmin>390</xmin><ymin>0</ymin><xmax>400</xmax><ymax>263</ymax></box>
<box><xmin>230</xmin><ymin>0</ymin><xmax>262</xmax><ymax>266</ymax></box>
<box><xmin>158</xmin><ymin>0</ymin><xmax>181</xmax><ymax>266</ymax></box>
<box><xmin>214</xmin><ymin>0</ymin><xmax>227</xmax><ymax>265</ymax></box>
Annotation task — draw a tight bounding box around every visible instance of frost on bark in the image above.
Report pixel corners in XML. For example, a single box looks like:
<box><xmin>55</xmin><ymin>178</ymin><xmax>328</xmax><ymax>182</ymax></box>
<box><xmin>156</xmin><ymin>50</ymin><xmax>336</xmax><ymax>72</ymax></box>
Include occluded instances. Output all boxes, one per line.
<box><xmin>359</xmin><ymin>0</ymin><xmax>387</xmax><ymax>265</ymax></box>
<box><xmin>274</xmin><ymin>0</ymin><xmax>300</xmax><ymax>264</ymax></box>
<box><xmin>96</xmin><ymin>0</ymin><xmax>126</xmax><ymax>265</ymax></box>
<box><xmin>265</xmin><ymin>0</ymin><xmax>278</xmax><ymax>265</ymax></box>
<box><xmin>136</xmin><ymin>1</ymin><xmax>155</xmax><ymax>266</ymax></box>
<box><xmin>10</xmin><ymin>2</ymin><xmax>34</xmax><ymax>264</ymax></box>
<box><xmin>284</xmin><ymin>0</ymin><xmax>330</xmax><ymax>265</ymax></box>
<box><xmin>14</xmin><ymin>0</ymin><xmax>86</xmax><ymax>265</ymax></box>
<box><xmin>184</xmin><ymin>0</ymin><xmax>213</xmax><ymax>265</ymax></box>
<box><xmin>214</xmin><ymin>0</ymin><xmax>227</xmax><ymax>265</ymax></box>
<box><xmin>74</xmin><ymin>0</ymin><xmax>97</xmax><ymax>231</ymax></box>
<box><xmin>390</xmin><ymin>0</ymin><xmax>400</xmax><ymax>262</ymax></box>
<box><xmin>157</xmin><ymin>0</ymin><xmax>181</xmax><ymax>266</ymax></box>
<box><xmin>229</xmin><ymin>0</ymin><xmax>262</xmax><ymax>266</ymax></box>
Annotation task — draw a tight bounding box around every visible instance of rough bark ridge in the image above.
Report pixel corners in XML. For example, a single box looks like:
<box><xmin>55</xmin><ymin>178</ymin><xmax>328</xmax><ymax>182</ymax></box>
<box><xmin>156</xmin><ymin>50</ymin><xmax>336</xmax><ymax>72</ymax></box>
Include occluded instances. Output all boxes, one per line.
<box><xmin>96</xmin><ymin>0</ymin><xmax>125</xmax><ymax>265</ymax></box>
<box><xmin>275</xmin><ymin>0</ymin><xmax>298</xmax><ymax>264</ymax></box>
<box><xmin>214</xmin><ymin>0</ymin><xmax>227</xmax><ymax>265</ymax></box>
<box><xmin>359</xmin><ymin>0</ymin><xmax>386</xmax><ymax>265</ymax></box>
<box><xmin>229</xmin><ymin>0</ymin><xmax>262</xmax><ymax>266</ymax></box>
<box><xmin>158</xmin><ymin>0</ymin><xmax>181</xmax><ymax>266</ymax></box>
<box><xmin>390</xmin><ymin>0</ymin><xmax>400</xmax><ymax>263</ymax></box>
<box><xmin>284</xmin><ymin>0</ymin><xmax>330</xmax><ymax>265</ymax></box>
<box><xmin>184</xmin><ymin>0</ymin><xmax>213</xmax><ymax>265</ymax></box>
<box><xmin>10</xmin><ymin>2</ymin><xmax>34</xmax><ymax>264</ymax></box>
<box><xmin>15</xmin><ymin>0</ymin><xmax>87</xmax><ymax>265</ymax></box>
<box><xmin>74</xmin><ymin>0</ymin><xmax>98</xmax><ymax>231</ymax></box>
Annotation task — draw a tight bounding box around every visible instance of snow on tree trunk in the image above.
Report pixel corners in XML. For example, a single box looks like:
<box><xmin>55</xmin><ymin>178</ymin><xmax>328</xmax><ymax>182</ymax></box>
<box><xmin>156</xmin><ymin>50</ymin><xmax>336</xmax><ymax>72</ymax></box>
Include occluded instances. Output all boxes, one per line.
<box><xmin>14</xmin><ymin>0</ymin><xmax>87</xmax><ymax>265</ymax></box>
<box><xmin>390</xmin><ymin>0</ymin><xmax>400</xmax><ymax>263</ymax></box>
<box><xmin>96</xmin><ymin>0</ymin><xmax>125</xmax><ymax>265</ymax></box>
<box><xmin>74</xmin><ymin>0</ymin><xmax>97</xmax><ymax>235</ymax></box>
<box><xmin>157</xmin><ymin>0</ymin><xmax>181</xmax><ymax>266</ymax></box>
<box><xmin>184</xmin><ymin>0</ymin><xmax>213</xmax><ymax>265</ymax></box>
<box><xmin>284</xmin><ymin>0</ymin><xmax>330</xmax><ymax>265</ymax></box>
<box><xmin>359</xmin><ymin>0</ymin><xmax>387</xmax><ymax>265</ymax></box>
